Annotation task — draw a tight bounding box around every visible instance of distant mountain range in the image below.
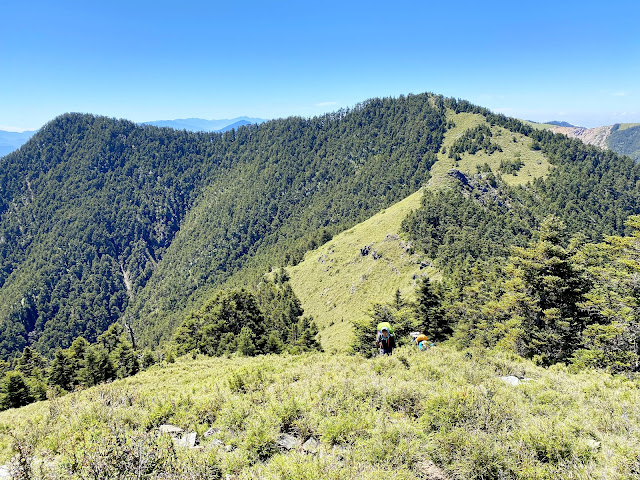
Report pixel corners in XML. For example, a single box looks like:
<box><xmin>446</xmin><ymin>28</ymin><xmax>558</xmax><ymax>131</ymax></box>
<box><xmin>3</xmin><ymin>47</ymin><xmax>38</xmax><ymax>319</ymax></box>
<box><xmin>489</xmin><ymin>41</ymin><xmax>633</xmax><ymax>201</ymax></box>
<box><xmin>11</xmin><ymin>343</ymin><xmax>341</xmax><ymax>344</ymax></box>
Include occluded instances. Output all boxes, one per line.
<box><xmin>545</xmin><ymin>120</ymin><xmax>579</xmax><ymax>128</ymax></box>
<box><xmin>0</xmin><ymin>117</ymin><xmax>267</xmax><ymax>157</ymax></box>
<box><xmin>546</xmin><ymin>122</ymin><xmax>640</xmax><ymax>161</ymax></box>
<box><xmin>141</xmin><ymin>117</ymin><xmax>267</xmax><ymax>132</ymax></box>
<box><xmin>0</xmin><ymin>130</ymin><xmax>36</xmax><ymax>157</ymax></box>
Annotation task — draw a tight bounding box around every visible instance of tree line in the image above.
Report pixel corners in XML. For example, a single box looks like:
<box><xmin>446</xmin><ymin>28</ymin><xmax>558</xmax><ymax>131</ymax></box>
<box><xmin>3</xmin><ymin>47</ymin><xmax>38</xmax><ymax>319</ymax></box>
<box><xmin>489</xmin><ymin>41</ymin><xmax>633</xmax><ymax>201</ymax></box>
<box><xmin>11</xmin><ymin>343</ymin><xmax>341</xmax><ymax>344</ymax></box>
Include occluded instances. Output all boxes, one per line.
<box><xmin>0</xmin><ymin>272</ymin><xmax>319</xmax><ymax>410</ymax></box>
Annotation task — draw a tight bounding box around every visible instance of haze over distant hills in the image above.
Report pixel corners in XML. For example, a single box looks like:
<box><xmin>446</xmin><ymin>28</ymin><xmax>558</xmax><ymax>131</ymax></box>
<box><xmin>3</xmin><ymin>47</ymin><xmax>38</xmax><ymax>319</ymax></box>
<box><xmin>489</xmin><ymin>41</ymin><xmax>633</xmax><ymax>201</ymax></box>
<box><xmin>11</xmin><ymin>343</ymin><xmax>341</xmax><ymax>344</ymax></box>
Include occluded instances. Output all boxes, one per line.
<box><xmin>0</xmin><ymin>118</ymin><xmax>267</xmax><ymax>157</ymax></box>
<box><xmin>141</xmin><ymin>116</ymin><xmax>267</xmax><ymax>132</ymax></box>
<box><xmin>0</xmin><ymin>130</ymin><xmax>36</xmax><ymax>157</ymax></box>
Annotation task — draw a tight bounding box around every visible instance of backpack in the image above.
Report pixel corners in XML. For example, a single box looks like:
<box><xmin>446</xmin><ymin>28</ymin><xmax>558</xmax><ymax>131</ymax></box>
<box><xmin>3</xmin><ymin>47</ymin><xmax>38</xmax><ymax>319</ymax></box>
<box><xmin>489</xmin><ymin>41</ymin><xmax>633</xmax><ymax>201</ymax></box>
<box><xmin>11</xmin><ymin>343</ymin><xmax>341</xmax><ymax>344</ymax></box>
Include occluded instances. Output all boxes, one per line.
<box><xmin>376</xmin><ymin>322</ymin><xmax>394</xmax><ymax>335</ymax></box>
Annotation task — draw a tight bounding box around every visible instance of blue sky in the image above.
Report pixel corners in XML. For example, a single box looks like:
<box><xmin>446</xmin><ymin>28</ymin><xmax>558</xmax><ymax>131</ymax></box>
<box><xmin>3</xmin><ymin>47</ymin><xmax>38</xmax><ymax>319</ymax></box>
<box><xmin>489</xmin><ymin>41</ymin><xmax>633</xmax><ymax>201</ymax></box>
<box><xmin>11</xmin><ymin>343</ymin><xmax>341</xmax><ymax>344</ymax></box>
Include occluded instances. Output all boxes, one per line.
<box><xmin>1</xmin><ymin>0</ymin><xmax>638</xmax><ymax>131</ymax></box>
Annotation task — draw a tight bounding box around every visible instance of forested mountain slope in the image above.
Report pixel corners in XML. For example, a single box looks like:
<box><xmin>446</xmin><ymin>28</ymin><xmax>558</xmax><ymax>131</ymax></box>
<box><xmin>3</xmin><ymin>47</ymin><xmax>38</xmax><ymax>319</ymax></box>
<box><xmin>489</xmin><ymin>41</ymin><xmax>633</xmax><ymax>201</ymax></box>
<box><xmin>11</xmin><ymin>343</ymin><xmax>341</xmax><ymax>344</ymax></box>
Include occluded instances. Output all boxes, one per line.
<box><xmin>0</xmin><ymin>114</ymin><xmax>223</xmax><ymax>357</ymax></box>
<box><xmin>2</xmin><ymin>94</ymin><xmax>640</xmax><ymax>360</ymax></box>
<box><xmin>289</xmin><ymin>105</ymin><xmax>640</xmax><ymax>351</ymax></box>
<box><xmin>0</xmin><ymin>95</ymin><xmax>447</xmax><ymax>358</ymax></box>
<box><xmin>126</xmin><ymin>97</ymin><xmax>448</xmax><ymax>347</ymax></box>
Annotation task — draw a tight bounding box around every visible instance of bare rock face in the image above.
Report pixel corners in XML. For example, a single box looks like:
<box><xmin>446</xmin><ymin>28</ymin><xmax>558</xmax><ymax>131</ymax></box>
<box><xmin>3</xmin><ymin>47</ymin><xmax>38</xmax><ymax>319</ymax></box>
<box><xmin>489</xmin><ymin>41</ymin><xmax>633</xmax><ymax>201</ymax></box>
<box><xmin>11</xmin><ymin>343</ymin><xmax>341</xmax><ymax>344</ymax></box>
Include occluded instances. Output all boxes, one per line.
<box><xmin>550</xmin><ymin>125</ymin><xmax>613</xmax><ymax>150</ymax></box>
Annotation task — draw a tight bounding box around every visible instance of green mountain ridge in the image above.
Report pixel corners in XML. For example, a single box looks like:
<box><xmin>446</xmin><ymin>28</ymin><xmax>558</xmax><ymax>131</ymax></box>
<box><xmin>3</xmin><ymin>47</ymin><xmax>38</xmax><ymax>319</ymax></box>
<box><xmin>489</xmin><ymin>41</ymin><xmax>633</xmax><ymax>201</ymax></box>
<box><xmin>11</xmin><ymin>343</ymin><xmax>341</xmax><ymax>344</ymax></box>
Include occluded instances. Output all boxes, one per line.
<box><xmin>3</xmin><ymin>94</ymin><xmax>640</xmax><ymax>478</ymax></box>
<box><xmin>287</xmin><ymin>109</ymin><xmax>551</xmax><ymax>351</ymax></box>
<box><xmin>0</xmin><ymin>95</ymin><xmax>447</xmax><ymax>358</ymax></box>
<box><xmin>289</xmin><ymin>108</ymin><xmax>640</xmax><ymax>352</ymax></box>
<box><xmin>1</xmin><ymin>93</ymin><xmax>640</xmax><ymax>362</ymax></box>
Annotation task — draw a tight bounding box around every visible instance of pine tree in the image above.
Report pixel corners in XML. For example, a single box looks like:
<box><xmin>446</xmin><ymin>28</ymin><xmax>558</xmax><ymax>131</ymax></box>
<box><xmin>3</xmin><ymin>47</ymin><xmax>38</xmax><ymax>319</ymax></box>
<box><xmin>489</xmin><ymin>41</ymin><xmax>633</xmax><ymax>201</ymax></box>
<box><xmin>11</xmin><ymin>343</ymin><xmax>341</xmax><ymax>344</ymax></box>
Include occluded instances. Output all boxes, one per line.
<box><xmin>501</xmin><ymin>216</ymin><xmax>592</xmax><ymax>365</ymax></box>
<box><xmin>415</xmin><ymin>278</ymin><xmax>449</xmax><ymax>341</ymax></box>
<box><xmin>237</xmin><ymin>327</ymin><xmax>257</xmax><ymax>356</ymax></box>
<box><xmin>569</xmin><ymin>216</ymin><xmax>640</xmax><ymax>372</ymax></box>
<box><xmin>48</xmin><ymin>349</ymin><xmax>74</xmax><ymax>391</ymax></box>
<box><xmin>79</xmin><ymin>346</ymin><xmax>114</xmax><ymax>387</ymax></box>
<box><xmin>15</xmin><ymin>347</ymin><xmax>47</xmax><ymax>379</ymax></box>
<box><xmin>1</xmin><ymin>371</ymin><xmax>34</xmax><ymax>409</ymax></box>
<box><xmin>116</xmin><ymin>342</ymin><xmax>139</xmax><ymax>379</ymax></box>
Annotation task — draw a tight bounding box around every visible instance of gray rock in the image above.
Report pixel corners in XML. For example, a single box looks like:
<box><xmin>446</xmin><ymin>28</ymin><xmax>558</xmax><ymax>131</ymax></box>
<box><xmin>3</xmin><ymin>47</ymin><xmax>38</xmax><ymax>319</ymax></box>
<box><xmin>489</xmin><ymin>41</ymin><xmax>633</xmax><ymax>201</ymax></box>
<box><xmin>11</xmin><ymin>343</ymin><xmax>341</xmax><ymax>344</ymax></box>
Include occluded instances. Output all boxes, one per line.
<box><xmin>204</xmin><ymin>427</ymin><xmax>220</xmax><ymax>438</ymax></box>
<box><xmin>210</xmin><ymin>439</ymin><xmax>225</xmax><ymax>447</ymax></box>
<box><xmin>173</xmin><ymin>432</ymin><xmax>197</xmax><ymax>448</ymax></box>
<box><xmin>333</xmin><ymin>445</ymin><xmax>349</xmax><ymax>461</ymax></box>
<box><xmin>302</xmin><ymin>437</ymin><xmax>320</xmax><ymax>454</ymax></box>
<box><xmin>184</xmin><ymin>432</ymin><xmax>197</xmax><ymax>448</ymax></box>
<box><xmin>277</xmin><ymin>433</ymin><xmax>300</xmax><ymax>450</ymax></box>
<box><xmin>159</xmin><ymin>424</ymin><xmax>184</xmax><ymax>436</ymax></box>
<box><xmin>586</xmin><ymin>439</ymin><xmax>601</xmax><ymax>450</ymax></box>
<box><xmin>499</xmin><ymin>375</ymin><xmax>520</xmax><ymax>386</ymax></box>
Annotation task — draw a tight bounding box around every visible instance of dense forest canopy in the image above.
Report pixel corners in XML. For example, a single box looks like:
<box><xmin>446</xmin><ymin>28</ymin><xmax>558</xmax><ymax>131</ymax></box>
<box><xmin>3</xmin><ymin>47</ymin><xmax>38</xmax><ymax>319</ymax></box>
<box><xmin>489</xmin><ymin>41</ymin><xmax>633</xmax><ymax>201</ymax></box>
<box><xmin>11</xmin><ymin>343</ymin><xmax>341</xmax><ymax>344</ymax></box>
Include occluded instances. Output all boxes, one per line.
<box><xmin>0</xmin><ymin>94</ymin><xmax>448</xmax><ymax>359</ymax></box>
<box><xmin>1</xmin><ymin>92</ymin><xmax>640</xmax><ymax>366</ymax></box>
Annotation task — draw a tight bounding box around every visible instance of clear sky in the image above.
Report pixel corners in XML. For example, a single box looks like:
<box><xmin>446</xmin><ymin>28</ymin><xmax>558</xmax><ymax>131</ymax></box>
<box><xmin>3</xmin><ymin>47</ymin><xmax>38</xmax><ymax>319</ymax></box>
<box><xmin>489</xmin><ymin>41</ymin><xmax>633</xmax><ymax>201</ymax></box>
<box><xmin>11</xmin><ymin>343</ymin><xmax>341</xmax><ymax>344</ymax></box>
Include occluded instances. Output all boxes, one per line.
<box><xmin>1</xmin><ymin>0</ymin><xmax>639</xmax><ymax>131</ymax></box>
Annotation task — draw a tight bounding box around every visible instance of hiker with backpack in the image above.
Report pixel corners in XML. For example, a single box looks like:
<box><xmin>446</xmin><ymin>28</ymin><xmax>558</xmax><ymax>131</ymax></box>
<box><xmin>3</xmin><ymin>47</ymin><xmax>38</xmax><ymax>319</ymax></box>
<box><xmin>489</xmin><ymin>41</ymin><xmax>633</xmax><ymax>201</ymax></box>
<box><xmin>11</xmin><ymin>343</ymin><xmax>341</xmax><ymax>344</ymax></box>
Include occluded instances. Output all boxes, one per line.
<box><xmin>414</xmin><ymin>333</ymin><xmax>430</xmax><ymax>351</ymax></box>
<box><xmin>376</xmin><ymin>323</ymin><xmax>396</xmax><ymax>355</ymax></box>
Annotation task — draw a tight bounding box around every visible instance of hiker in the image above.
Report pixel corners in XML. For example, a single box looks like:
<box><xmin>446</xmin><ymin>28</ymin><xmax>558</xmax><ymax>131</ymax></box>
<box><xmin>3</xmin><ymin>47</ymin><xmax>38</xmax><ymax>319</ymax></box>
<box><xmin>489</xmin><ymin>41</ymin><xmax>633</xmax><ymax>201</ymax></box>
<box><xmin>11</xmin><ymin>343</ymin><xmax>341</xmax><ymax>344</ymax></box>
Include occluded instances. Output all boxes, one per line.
<box><xmin>376</xmin><ymin>326</ymin><xmax>396</xmax><ymax>355</ymax></box>
<box><xmin>414</xmin><ymin>333</ymin><xmax>429</xmax><ymax>351</ymax></box>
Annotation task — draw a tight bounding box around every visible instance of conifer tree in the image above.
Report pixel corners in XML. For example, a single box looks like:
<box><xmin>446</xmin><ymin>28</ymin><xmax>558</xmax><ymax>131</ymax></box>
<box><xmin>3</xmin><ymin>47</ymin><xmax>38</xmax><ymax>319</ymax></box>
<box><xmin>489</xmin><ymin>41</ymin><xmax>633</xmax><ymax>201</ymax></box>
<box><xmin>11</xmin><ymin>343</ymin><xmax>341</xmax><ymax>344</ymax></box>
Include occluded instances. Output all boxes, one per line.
<box><xmin>14</xmin><ymin>347</ymin><xmax>47</xmax><ymax>379</ymax></box>
<box><xmin>415</xmin><ymin>278</ymin><xmax>449</xmax><ymax>341</ymax></box>
<box><xmin>49</xmin><ymin>349</ymin><xmax>74</xmax><ymax>391</ymax></box>
<box><xmin>1</xmin><ymin>371</ymin><xmax>34</xmax><ymax>409</ymax></box>
<box><xmin>500</xmin><ymin>216</ymin><xmax>592</xmax><ymax>365</ymax></box>
<box><xmin>116</xmin><ymin>342</ymin><xmax>139</xmax><ymax>379</ymax></box>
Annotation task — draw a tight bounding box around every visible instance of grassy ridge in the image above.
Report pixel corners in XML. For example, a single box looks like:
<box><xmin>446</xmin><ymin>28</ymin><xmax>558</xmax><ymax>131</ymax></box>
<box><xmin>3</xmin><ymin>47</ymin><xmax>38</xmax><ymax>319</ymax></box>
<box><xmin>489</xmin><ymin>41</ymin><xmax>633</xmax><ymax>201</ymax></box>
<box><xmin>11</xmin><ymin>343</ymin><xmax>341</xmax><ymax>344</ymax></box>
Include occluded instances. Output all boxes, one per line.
<box><xmin>1</xmin><ymin>347</ymin><xmax>639</xmax><ymax>479</ymax></box>
<box><xmin>289</xmin><ymin>111</ymin><xmax>552</xmax><ymax>352</ymax></box>
<box><xmin>615</xmin><ymin>123</ymin><xmax>640</xmax><ymax>132</ymax></box>
<box><xmin>288</xmin><ymin>190</ymin><xmax>436</xmax><ymax>352</ymax></box>
<box><xmin>430</xmin><ymin>112</ymin><xmax>551</xmax><ymax>188</ymax></box>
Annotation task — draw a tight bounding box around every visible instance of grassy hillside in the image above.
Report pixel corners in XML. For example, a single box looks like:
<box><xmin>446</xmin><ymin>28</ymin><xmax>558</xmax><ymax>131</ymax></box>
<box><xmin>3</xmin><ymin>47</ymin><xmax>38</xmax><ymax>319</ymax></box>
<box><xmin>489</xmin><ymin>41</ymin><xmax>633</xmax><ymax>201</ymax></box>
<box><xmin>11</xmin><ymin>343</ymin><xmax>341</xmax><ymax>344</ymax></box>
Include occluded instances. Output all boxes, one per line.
<box><xmin>430</xmin><ymin>112</ymin><xmax>551</xmax><ymax>187</ymax></box>
<box><xmin>288</xmin><ymin>190</ymin><xmax>435</xmax><ymax>352</ymax></box>
<box><xmin>1</xmin><ymin>347</ymin><xmax>639</xmax><ymax>479</ymax></box>
<box><xmin>615</xmin><ymin>123</ymin><xmax>640</xmax><ymax>131</ymax></box>
<box><xmin>290</xmin><ymin>111</ymin><xmax>552</xmax><ymax>352</ymax></box>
